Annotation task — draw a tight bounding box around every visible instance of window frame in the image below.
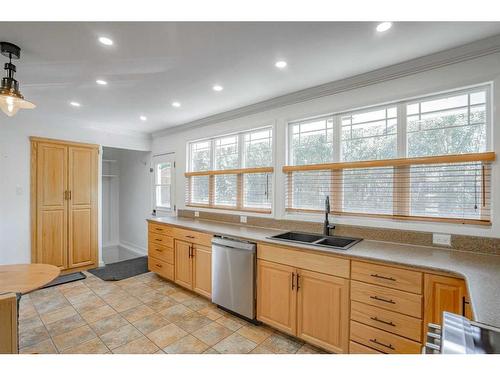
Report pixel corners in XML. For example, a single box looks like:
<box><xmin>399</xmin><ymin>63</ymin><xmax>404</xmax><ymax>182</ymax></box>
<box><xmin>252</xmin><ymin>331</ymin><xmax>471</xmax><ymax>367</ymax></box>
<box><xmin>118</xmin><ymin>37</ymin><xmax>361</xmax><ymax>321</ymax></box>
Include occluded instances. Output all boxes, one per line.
<box><xmin>285</xmin><ymin>83</ymin><xmax>492</xmax><ymax>224</ymax></box>
<box><xmin>152</xmin><ymin>153</ymin><xmax>176</xmax><ymax>213</ymax></box>
<box><xmin>186</xmin><ymin>126</ymin><xmax>274</xmax><ymax>214</ymax></box>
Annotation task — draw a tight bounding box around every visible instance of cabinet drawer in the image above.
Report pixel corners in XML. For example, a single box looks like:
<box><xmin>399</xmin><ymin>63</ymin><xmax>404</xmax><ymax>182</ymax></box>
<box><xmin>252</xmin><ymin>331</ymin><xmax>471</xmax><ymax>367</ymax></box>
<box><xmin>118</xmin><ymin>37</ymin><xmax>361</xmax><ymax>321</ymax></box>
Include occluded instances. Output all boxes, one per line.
<box><xmin>149</xmin><ymin>233</ymin><xmax>174</xmax><ymax>248</ymax></box>
<box><xmin>350</xmin><ymin>321</ymin><xmax>421</xmax><ymax>354</ymax></box>
<box><xmin>173</xmin><ymin>228</ymin><xmax>212</xmax><ymax>247</ymax></box>
<box><xmin>349</xmin><ymin>341</ymin><xmax>384</xmax><ymax>354</ymax></box>
<box><xmin>351</xmin><ymin>280</ymin><xmax>422</xmax><ymax>318</ymax></box>
<box><xmin>258</xmin><ymin>244</ymin><xmax>350</xmax><ymax>278</ymax></box>
<box><xmin>351</xmin><ymin>261</ymin><xmax>422</xmax><ymax>294</ymax></box>
<box><xmin>351</xmin><ymin>300</ymin><xmax>422</xmax><ymax>342</ymax></box>
<box><xmin>148</xmin><ymin>222</ymin><xmax>174</xmax><ymax>236</ymax></box>
<box><xmin>148</xmin><ymin>242</ymin><xmax>174</xmax><ymax>264</ymax></box>
<box><xmin>148</xmin><ymin>256</ymin><xmax>174</xmax><ymax>280</ymax></box>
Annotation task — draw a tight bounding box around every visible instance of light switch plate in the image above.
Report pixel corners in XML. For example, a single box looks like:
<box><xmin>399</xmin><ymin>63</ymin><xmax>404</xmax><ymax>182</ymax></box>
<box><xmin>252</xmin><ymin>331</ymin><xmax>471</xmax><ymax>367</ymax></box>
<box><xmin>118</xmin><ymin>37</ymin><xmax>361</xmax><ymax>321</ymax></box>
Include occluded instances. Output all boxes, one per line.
<box><xmin>194</xmin><ymin>211</ymin><xmax>200</xmax><ymax>217</ymax></box>
<box><xmin>240</xmin><ymin>216</ymin><xmax>247</xmax><ymax>223</ymax></box>
<box><xmin>433</xmin><ymin>233</ymin><xmax>451</xmax><ymax>247</ymax></box>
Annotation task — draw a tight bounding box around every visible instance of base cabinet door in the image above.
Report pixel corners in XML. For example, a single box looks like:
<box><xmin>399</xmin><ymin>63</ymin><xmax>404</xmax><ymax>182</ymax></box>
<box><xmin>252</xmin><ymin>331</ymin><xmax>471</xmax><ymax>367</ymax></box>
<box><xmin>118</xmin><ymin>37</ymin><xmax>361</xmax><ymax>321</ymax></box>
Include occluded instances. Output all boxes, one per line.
<box><xmin>424</xmin><ymin>274</ymin><xmax>470</xmax><ymax>330</ymax></box>
<box><xmin>193</xmin><ymin>245</ymin><xmax>212</xmax><ymax>298</ymax></box>
<box><xmin>174</xmin><ymin>240</ymin><xmax>193</xmax><ymax>289</ymax></box>
<box><xmin>257</xmin><ymin>260</ymin><xmax>297</xmax><ymax>336</ymax></box>
<box><xmin>296</xmin><ymin>269</ymin><xmax>350</xmax><ymax>353</ymax></box>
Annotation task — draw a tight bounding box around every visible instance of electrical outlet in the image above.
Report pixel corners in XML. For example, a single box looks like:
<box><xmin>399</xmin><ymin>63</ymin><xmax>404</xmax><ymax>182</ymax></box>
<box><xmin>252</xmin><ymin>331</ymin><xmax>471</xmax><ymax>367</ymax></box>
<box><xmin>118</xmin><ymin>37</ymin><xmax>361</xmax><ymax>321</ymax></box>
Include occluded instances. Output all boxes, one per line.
<box><xmin>194</xmin><ymin>211</ymin><xmax>200</xmax><ymax>217</ymax></box>
<box><xmin>240</xmin><ymin>216</ymin><xmax>247</xmax><ymax>223</ymax></box>
<box><xmin>433</xmin><ymin>233</ymin><xmax>451</xmax><ymax>247</ymax></box>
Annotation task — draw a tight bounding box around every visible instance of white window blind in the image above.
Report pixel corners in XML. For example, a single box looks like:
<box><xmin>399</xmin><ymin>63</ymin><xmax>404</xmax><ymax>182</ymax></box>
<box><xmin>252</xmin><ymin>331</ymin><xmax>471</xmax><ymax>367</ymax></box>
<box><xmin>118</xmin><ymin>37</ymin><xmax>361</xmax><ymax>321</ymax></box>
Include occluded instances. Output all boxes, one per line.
<box><xmin>186</xmin><ymin>127</ymin><xmax>273</xmax><ymax>213</ymax></box>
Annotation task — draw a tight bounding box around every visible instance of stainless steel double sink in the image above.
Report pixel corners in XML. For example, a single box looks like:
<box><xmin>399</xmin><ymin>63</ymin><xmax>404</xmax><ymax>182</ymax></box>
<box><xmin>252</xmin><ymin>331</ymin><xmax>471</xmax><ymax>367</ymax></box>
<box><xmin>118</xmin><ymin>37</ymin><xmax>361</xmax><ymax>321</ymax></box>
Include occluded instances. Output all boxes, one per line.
<box><xmin>268</xmin><ymin>231</ymin><xmax>362</xmax><ymax>250</ymax></box>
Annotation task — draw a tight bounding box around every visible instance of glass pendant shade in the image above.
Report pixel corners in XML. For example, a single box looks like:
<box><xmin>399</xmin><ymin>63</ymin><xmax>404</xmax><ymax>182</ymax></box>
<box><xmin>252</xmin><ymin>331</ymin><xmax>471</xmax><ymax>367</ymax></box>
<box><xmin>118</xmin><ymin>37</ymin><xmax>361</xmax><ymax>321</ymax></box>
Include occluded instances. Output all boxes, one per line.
<box><xmin>0</xmin><ymin>93</ymin><xmax>35</xmax><ymax>117</ymax></box>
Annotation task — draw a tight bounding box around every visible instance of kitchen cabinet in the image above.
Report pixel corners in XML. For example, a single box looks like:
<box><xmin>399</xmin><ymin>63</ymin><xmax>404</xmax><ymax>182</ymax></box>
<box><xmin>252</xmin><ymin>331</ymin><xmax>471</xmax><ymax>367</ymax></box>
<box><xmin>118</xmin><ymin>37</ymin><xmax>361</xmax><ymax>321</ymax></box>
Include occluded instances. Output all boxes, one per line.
<box><xmin>257</xmin><ymin>260</ymin><xmax>297</xmax><ymax>336</ymax></box>
<box><xmin>296</xmin><ymin>269</ymin><xmax>350</xmax><ymax>353</ymax></box>
<box><xmin>424</xmin><ymin>274</ymin><xmax>472</xmax><ymax>329</ymax></box>
<box><xmin>173</xmin><ymin>238</ymin><xmax>212</xmax><ymax>297</ymax></box>
<box><xmin>193</xmin><ymin>245</ymin><xmax>212</xmax><ymax>298</ymax></box>
<box><xmin>257</xmin><ymin>258</ymin><xmax>350</xmax><ymax>353</ymax></box>
<box><xmin>31</xmin><ymin>137</ymin><xmax>98</xmax><ymax>272</ymax></box>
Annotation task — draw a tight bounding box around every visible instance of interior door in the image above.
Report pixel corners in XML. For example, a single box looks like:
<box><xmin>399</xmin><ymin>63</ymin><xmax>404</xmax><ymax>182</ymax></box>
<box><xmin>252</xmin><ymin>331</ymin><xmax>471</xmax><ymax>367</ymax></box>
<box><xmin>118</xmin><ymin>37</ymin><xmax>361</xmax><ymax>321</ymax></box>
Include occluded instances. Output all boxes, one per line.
<box><xmin>36</xmin><ymin>142</ymin><xmax>68</xmax><ymax>269</ymax></box>
<box><xmin>256</xmin><ymin>260</ymin><xmax>297</xmax><ymax>335</ymax></box>
<box><xmin>193</xmin><ymin>244</ymin><xmax>212</xmax><ymax>298</ymax></box>
<box><xmin>68</xmin><ymin>146</ymin><xmax>98</xmax><ymax>269</ymax></box>
<box><xmin>296</xmin><ymin>269</ymin><xmax>350</xmax><ymax>353</ymax></box>
<box><xmin>174</xmin><ymin>239</ymin><xmax>193</xmax><ymax>289</ymax></box>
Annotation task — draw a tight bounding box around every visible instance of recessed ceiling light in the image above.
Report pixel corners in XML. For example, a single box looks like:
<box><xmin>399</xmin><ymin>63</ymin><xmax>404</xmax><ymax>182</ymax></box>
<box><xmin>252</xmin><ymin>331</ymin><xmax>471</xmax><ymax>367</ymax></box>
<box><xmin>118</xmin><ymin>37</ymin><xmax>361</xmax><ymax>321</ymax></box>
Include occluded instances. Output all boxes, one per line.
<box><xmin>140</xmin><ymin>115</ymin><xmax>147</xmax><ymax>121</ymax></box>
<box><xmin>212</xmin><ymin>85</ymin><xmax>223</xmax><ymax>92</ymax></box>
<box><xmin>376</xmin><ymin>22</ymin><xmax>393</xmax><ymax>33</ymax></box>
<box><xmin>172</xmin><ymin>101</ymin><xmax>181</xmax><ymax>108</ymax></box>
<box><xmin>275</xmin><ymin>60</ymin><xmax>287</xmax><ymax>69</ymax></box>
<box><xmin>98</xmin><ymin>37</ymin><xmax>113</xmax><ymax>46</ymax></box>
<box><xmin>96</xmin><ymin>79</ymin><xmax>107</xmax><ymax>85</ymax></box>
<box><xmin>70</xmin><ymin>101</ymin><xmax>81</xmax><ymax>107</ymax></box>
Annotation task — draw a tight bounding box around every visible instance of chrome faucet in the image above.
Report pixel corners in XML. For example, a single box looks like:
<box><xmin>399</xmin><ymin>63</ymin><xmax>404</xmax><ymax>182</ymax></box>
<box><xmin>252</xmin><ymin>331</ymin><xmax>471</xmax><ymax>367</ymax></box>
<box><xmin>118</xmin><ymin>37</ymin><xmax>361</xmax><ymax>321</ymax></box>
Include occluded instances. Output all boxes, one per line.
<box><xmin>324</xmin><ymin>196</ymin><xmax>336</xmax><ymax>236</ymax></box>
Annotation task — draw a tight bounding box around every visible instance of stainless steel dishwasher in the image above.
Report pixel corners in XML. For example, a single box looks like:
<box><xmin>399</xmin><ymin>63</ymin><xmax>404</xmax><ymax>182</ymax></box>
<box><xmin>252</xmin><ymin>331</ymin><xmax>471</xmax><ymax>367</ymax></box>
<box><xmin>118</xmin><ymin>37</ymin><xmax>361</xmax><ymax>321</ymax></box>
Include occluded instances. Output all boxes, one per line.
<box><xmin>211</xmin><ymin>236</ymin><xmax>257</xmax><ymax>321</ymax></box>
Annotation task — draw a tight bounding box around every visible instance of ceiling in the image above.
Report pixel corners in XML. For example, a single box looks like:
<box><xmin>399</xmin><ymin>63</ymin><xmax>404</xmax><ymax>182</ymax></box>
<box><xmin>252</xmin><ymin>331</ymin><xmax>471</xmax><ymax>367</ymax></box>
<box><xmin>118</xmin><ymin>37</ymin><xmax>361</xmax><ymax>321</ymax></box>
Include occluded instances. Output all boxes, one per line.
<box><xmin>1</xmin><ymin>22</ymin><xmax>500</xmax><ymax>135</ymax></box>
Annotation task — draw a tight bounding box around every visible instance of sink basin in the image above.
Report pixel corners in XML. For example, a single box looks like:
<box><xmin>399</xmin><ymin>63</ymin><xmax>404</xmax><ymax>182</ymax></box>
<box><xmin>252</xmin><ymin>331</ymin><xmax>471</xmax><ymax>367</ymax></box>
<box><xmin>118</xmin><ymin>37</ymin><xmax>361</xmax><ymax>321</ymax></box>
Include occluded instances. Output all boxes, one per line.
<box><xmin>270</xmin><ymin>231</ymin><xmax>324</xmax><ymax>243</ymax></box>
<box><xmin>268</xmin><ymin>231</ymin><xmax>361</xmax><ymax>250</ymax></box>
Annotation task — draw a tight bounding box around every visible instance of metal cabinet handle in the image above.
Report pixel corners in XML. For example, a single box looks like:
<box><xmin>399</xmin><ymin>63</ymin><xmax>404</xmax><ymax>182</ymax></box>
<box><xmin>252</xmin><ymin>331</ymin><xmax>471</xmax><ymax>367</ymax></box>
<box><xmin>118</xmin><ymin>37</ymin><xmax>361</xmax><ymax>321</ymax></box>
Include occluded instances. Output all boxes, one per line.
<box><xmin>155</xmin><ymin>238</ymin><xmax>162</xmax><ymax>242</ymax></box>
<box><xmin>462</xmin><ymin>296</ymin><xmax>470</xmax><ymax>317</ymax></box>
<box><xmin>370</xmin><ymin>295</ymin><xmax>395</xmax><ymax>304</ymax></box>
<box><xmin>155</xmin><ymin>248</ymin><xmax>163</xmax><ymax>252</ymax></box>
<box><xmin>68</xmin><ymin>190</ymin><xmax>71</xmax><ymax>200</ymax></box>
<box><xmin>156</xmin><ymin>264</ymin><xmax>162</xmax><ymax>268</ymax></box>
<box><xmin>186</xmin><ymin>235</ymin><xmax>195</xmax><ymax>239</ymax></box>
<box><xmin>370</xmin><ymin>316</ymin><xmax>396</xmax><ymax>327</ymax></box>
<box><xmin>296</xmin><ymin>274</ymin><xmax>301</xmax><ymax>291</ymax></box>
<box><xmin>370</xmin><ymin>273</ymin><xmax>396</xmax><ymax>282</ymax></box>
<box><xmin>291</xmin><ymin>273</ymin><xmax>295</xmax><ymax>290</ymax></box>
<box><xmin>369</xmin><ymin>338</ymin><xmax>395</xmax><ymax>350</ymax></box>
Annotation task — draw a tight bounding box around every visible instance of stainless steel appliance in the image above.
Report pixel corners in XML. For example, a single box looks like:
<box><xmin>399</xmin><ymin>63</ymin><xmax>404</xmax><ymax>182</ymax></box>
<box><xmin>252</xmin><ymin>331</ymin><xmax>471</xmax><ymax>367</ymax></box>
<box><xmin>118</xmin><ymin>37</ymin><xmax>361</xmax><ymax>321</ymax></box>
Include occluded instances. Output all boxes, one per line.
<box><xmin>211</xmin><ymin>236</ymin><xmax>257</xmax><ymax>321</ymax></box>
<box><xmin>424</xmin><ymin>312</ymin><xmax>500</xmax><ymax>354</ymax></box>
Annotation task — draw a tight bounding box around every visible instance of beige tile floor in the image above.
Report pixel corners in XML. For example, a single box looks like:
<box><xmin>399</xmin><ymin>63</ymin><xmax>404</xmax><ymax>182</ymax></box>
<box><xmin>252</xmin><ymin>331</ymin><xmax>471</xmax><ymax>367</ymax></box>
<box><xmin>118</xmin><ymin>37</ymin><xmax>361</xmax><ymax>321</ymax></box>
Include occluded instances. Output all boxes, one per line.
<box><xmin>18</xmin><ymin>271</ymin><xmax>325</xmax><ymax>354</ymax></box>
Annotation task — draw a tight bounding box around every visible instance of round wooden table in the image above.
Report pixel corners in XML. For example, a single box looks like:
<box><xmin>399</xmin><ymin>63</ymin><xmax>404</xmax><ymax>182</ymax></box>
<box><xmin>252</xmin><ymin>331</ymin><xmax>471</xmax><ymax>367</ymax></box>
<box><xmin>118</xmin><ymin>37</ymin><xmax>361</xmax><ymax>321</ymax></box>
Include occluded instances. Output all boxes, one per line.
<box><xmin>0</xmin><ymin>264</ymin><xmax>60</xmax><ymax>294</ymax></box>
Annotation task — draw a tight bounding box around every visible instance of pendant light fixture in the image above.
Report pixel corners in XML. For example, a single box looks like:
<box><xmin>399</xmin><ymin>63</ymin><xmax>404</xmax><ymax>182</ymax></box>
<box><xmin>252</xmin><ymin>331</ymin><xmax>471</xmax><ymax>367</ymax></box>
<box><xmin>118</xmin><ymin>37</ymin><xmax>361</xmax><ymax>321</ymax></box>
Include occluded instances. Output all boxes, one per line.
<box><xmin>0</xmin><ymin>42</ymin><xmax>36</xmax><ymax>117</ymax></box>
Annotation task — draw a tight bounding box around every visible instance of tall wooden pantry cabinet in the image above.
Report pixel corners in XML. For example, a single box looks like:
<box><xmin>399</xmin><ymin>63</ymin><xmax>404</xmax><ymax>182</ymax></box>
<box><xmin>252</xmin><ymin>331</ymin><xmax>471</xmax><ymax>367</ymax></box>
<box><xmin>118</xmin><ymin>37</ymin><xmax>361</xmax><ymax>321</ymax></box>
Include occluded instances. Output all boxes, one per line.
<box><xmin>30</xmin><ymin>137</ymin><xmax>98</xmax><ymax>272</ymax></box>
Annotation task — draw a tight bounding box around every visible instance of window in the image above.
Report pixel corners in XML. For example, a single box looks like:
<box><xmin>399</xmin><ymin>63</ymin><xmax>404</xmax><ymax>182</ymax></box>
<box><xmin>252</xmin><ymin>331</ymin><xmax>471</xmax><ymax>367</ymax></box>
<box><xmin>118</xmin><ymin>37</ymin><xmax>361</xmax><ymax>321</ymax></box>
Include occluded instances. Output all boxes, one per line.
<box><xmin>186</xmin><ymin>127</ymin><xmax>273</xmax><ymax>213</ymax></box>
<box><xmin>290</xmin><ymin>117</ymin><xmax>334</xmax><ymax>165</ymax></box>
<box><xmin>153</xmin><ymin>154</ymin><xmax>175</xmax><ymax>211</ymax></box>
<box><xmin>285</xmin><ymin>85</ymin><xmax>493</xmax><ymax>224</ymax></box>
<box><xmin>341</xmin><ymin>106</ymin><xmax>397</xmax><ymax>161</ymax></box>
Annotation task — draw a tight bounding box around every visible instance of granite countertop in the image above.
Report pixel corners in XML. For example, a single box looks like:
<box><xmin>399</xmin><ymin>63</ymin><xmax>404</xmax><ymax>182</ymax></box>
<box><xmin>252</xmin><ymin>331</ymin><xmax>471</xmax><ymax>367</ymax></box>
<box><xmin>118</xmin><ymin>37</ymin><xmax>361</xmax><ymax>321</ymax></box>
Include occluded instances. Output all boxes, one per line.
<box><xmin>148</xmin><ymin>216</ymin><xmax>500</xmax><ymax>328</ymax></box>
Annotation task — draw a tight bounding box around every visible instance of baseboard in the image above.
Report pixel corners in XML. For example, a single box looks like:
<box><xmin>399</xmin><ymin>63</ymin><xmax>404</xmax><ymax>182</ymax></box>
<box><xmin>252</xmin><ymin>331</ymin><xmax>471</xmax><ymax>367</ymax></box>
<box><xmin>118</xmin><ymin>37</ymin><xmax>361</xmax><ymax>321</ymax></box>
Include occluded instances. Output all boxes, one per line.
<box><xmin>119</xmin><ymin>240</ymin><xmax>147</xmax><ymax>256</ymax></box>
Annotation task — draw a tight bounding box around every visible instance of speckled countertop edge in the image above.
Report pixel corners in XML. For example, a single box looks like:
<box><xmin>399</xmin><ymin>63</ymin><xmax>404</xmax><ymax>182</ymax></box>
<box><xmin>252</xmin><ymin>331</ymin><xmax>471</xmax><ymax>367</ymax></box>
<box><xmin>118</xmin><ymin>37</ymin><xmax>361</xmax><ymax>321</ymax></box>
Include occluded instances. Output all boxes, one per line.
<box><xmin>148</xmin><ymin>216</ymin><xmax>500</xmax><ymax>328</ymax></box>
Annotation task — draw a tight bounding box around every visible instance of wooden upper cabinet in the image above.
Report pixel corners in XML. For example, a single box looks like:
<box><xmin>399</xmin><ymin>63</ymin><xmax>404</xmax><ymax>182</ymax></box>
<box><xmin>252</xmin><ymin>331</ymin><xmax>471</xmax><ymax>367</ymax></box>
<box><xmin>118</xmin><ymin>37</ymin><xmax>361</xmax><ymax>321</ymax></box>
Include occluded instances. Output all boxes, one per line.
<box><xmin>31</xmin><ymin>137</ymin><xmax>98</xmax><ymax>272</ymax></box>
<box><xmin>35</xmin><ymin>142</ymin><xmax>68</xmax><ymax>269</ymax></box>
<box><xmin>296</xmin><ymin>269</ymin><xmax>350</xmax><ymax>353</ymax></box>
<box><xmin>257</xmin><ymin>260</ymin><xmax>297</xmax><ymax>336</ymax></box>
<box><xmin>174</xmin><ymin>239</ymin><xmax>193</xmax><ymax>289</ymax></box>
<box><xmin>68</xmin><ymin>147</ymin><xmax>97</xmax><ymax>269</ymax></box>
<box><xmin>424</xmin><ymin>274</ymin><xmax>470</xmax><ymax>328</ymax></box>
<box><xmin>193</xmin><ymin>245</ymin><xmax>212</xmax><ymax>298</ymax></box>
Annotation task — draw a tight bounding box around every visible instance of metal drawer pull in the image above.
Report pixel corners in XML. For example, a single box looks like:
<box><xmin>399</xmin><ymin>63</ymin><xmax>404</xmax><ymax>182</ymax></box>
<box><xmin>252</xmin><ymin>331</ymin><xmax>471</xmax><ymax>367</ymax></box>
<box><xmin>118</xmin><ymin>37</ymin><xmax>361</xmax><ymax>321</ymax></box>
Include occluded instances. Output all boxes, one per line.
<box><xmin>370</xmin><ymin>295</ymin><xmax>396</xmax><ymax>304</ymax></box>
<box><xmin>155</xmin><ymin>228</ymin><xmax>164</xmax><ymax>232</ymax></box>
<box><xmin>369</xmin><ymin>338</ymin><xmax>395</xmax><ymax>350</ymax></box>
<box><xmin>291</xmin><ymin>272</ymin><xmax>295</xmax><ymax>290</ymax></box>
<box><xmin>370</xmin><ymin>273</ymin><xmax>396</xmax><ymax>281</ymax></box>
<box><xmin>296</xmin><ymin>274</ymin><xmax>301</xmax><ymax>291</ymax></box>
<box><xmin>156</xmin><ymin>264</ymin><xmax>162</xmax><ymax>268</ymax></box>
<box><xmin>155</xmin><ymin>248</ymin><xmax>163</xmax><ymax>252</ymax></box>
<box><xmin>155</xmin><ymin>238</ymin><xmax>162</xmax><ymax>242</ymax></box>
<box><xmin>186</xmin><ymin>235</ymin><xmax>195</xmax><ymax>239</ymax></box>
<box><xmin>370</xmin><ymin>316</ymin><xmax>396</xmax><ymax>327</ymax></box>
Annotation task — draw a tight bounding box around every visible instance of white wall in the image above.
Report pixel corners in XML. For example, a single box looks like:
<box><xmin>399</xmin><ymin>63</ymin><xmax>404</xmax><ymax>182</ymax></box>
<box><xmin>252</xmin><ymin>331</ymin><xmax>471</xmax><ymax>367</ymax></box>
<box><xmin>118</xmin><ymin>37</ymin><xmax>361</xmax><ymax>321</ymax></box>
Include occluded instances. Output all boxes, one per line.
<box><xmin>152</xmin><ymin>53</ymin><xmax>500</xmax><ymax>239</ymax></box>
<box><xmin>0</xmin><ymin>119</ymin><xmax>151</xmax><ymax>264</ymax></box>
<box><xmin>116</xmin><ymin>148</ymin><xmax>152</xmax><ymax>255</ymax></box>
